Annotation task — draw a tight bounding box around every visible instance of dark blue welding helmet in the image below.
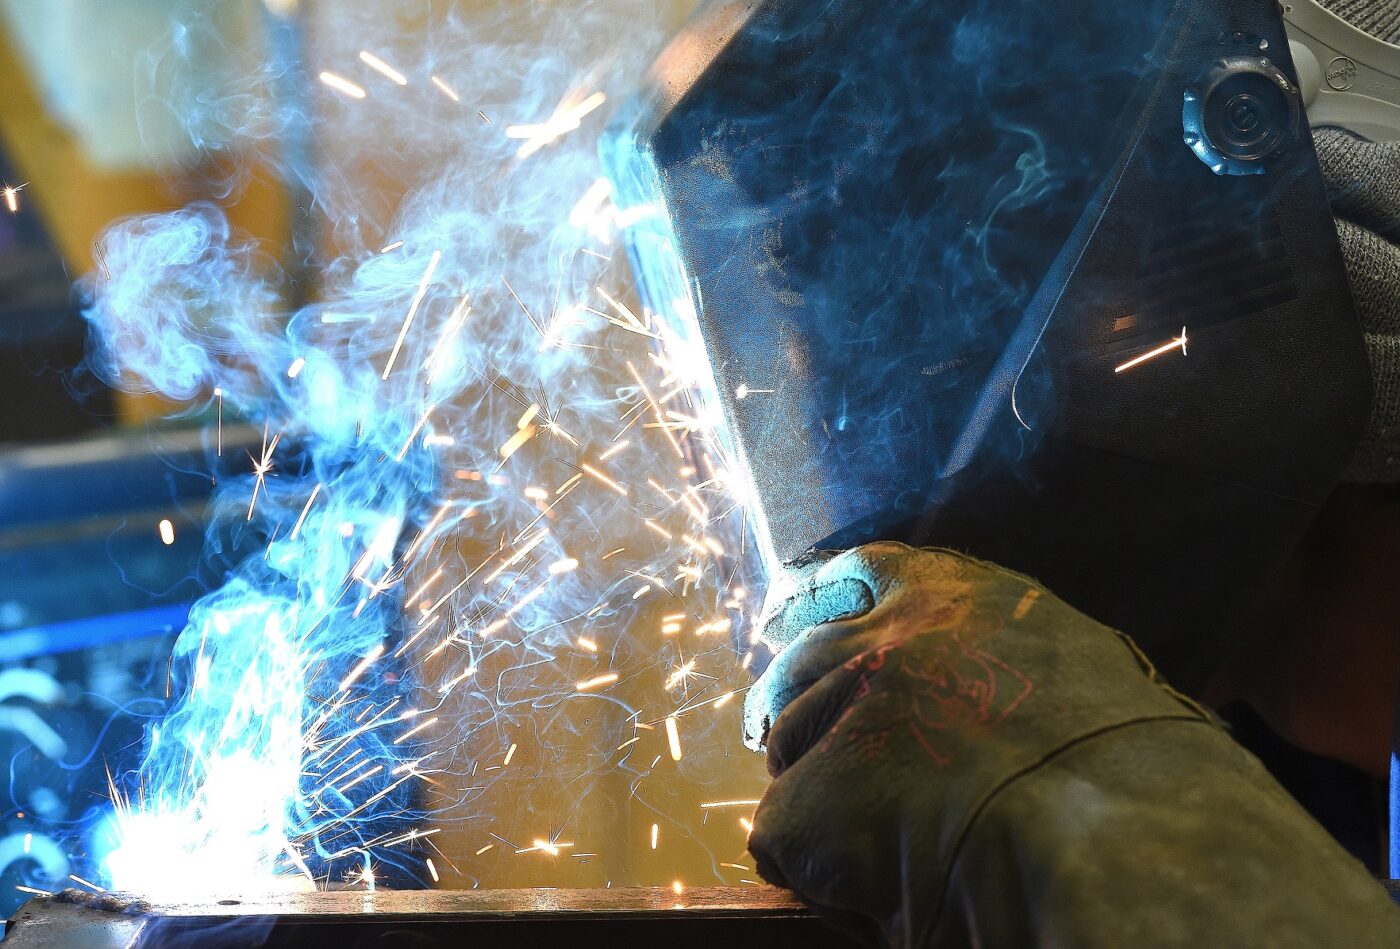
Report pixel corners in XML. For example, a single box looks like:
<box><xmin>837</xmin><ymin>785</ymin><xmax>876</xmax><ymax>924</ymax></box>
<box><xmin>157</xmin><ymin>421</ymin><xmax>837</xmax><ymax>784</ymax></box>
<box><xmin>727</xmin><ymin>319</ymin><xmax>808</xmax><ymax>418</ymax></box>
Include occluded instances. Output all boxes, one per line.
<box><xmin>603</xmin><ymin>0</ymin><xmax>1372</xmax><ymax>692</ymax></box>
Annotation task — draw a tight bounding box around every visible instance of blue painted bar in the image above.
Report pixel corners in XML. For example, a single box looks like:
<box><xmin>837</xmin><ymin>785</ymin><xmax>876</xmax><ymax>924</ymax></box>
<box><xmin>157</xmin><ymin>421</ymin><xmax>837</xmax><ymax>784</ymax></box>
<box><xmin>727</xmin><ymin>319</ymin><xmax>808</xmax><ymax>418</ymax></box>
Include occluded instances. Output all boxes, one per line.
<box><xmin>0</xmin><ymin>603</ymin><xmax>190</xmax><ymax>664</ymax></box>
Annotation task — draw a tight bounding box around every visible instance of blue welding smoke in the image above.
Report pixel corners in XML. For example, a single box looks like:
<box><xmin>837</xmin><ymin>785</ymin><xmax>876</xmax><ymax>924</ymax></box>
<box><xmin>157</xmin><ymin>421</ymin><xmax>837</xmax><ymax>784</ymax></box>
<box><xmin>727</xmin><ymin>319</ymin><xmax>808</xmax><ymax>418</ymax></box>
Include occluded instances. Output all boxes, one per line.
<box><xmin>74</xmin><ymin>0</ymin><xmax>733</xmax><ymax>897</ymax></box>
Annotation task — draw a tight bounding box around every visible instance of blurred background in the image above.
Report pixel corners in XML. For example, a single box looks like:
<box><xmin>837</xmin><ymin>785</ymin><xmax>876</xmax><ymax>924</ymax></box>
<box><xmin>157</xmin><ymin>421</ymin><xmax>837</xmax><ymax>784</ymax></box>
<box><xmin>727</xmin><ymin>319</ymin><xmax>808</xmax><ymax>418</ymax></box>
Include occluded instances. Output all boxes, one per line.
<box><xmin>0</xmin><ymin>0</ymin><xmax>769</xmax><ymax>916</ymax></box>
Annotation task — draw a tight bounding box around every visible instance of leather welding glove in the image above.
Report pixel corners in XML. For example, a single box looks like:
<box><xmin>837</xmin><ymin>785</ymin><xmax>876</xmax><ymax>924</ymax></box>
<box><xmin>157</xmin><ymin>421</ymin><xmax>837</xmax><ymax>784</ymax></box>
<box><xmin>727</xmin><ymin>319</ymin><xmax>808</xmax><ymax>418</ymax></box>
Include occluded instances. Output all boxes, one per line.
<box><xmin>1314</xmin><ymin>128</ymin><xmax>1400</xmax><ymax>481</ymax></box>
<box><xmin>743</xmin><ymin>543</ymin><xmax>1400</xmax><ymax>948</ymax></box>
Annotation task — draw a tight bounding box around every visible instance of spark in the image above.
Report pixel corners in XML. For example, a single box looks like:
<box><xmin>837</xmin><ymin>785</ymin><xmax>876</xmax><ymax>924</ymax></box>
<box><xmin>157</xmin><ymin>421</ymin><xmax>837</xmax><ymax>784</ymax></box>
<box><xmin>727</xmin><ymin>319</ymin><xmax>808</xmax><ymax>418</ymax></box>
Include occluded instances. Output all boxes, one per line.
<box><xmin>396</xmin><ymin>406</ymin><xmax>436</xmax><ymax>462</ymax></box>
<box><xmin>627</xmin><ymin>361</ymin><xmax>685</xmax><ymax>459</ymax></box>
<box><xmin>289</xmin><ymin>484</ymin><xmax>323</xmax><ymax>540</ymax></box>
<box><xmin>394</xmin><ymin>716</ymin><xmax>438</xmax><ymax>744</ymax></box>
<box><xmin>735</xmin><ymin>384</ymin><xmax>773</xmax><ymax>400</ymax></box>
<box><xmin>569</xmin><ymin>178</ymin><xmax>613</xmax><ymax>228</ymax></box>
<box><xmin>576</xmin><ymin>672</ymin><xmax>618</xmax><ymax>692</ymax></box>
<box><xmin>577</xmin><ymin>637</ymin><xmax>598</xmax><ymax>652</ymax></box>
<box><xmin>502</xmin><ymin>277</ymin><xmax>546</xmax><ymax>338</ymax></box>
<box><xmin>430</xmin><ymin>75</ymin><xmax>460</xmax><ymax>101</ymax></box>
<box><xmin>505</xmin><ymin>90</ymin><xmax>607</xmax><ymax>159</ymax></box>
<box><xmin>382</xmin><ymin>250</ymin><xmax>442</xmax><ymax>379</ymax></box>
<box><xmin>400</xmin><ymin>502</ymin><xmax>454</xmax><ymax>568</ymax></box>
<box><xmin>475</xmin><ymin>844</ymin><xmax>494</xmax><ymax>856</ymax></box>
<box><xmin>492</xmin><ymin>581</ymin><xmax>549</xmax><ymax>625</ymax></box>
<box><xmin>337</xmin><ymin>766</ymin><xmax>383</xmax><ymax>793</ymax></box>
<box><xmin>424</xmin><ymin>295</ymin><xmax>474</xmax><ymax>379</ymax></box>
<box><xmin>158</xmin><ymin>519</ymin><xmax>176</xmax><ymax>546</ymax></box>
<box><xmin>580</xmin><ymin>462</ymin><xmax>628</xmax><ymax>496</ymax></box>
<box><xmin>739</xmin><ymin>817</ymin><xmax>754</xmax><ymax>834</ymax></box>
<box><xmin>700</xmin><ymin>799</ymin><xmax>761</xmax><ymax>809</ymax></box>
<box><xmin>650</xmin><ymin>823</ymin><xmax>659</xmax><ymax>849</ymax></box>
<box><xmin>548</xmin><ymin>557</ymin><xmax>578</xmax><ymax>574</ymax></box>
<box><xmin>426</xmin><ymin>858</ymin><xmax>440</xmax><ymax>882</ymax></box>
<box><xmin>214</xmin><ymin>388</ymin><xmax>223</xmax><ymax>454</ymax></box>
<box><xmin>437</xmin><ymin>666</ymin><xmax>476</xmax><ymax>697</ymax></box>
<box><xmin>3</xmin><ymin>182</ymin><xmax>25</xmax><ymax>213</ymax></box>
<box><xmin>380</xmin><ymin>240</ymin><xmax>404</xmax><ymax>254</ymax></box>
<box><xmin>664</xmin><ymin>660</ymin><xmax>697</xmax><ymax>691</ymax></box>
<box><xmin>338</xmin><ymin>643</ymin><xmax>386</xmax><ymax>693</ymax></box>
<box><xmin>665</xmin><ymin>716</ymin><xmax>682</xmax><ymax>761</ymax></box>
<box><xmin>408</xmin><ymin>567</ymin><xmax>445</xmax><ymax>607</ymax></box>
<box><xmin>319</xmin><ymin>71</ymin><xmax>366</xmax><ymax>99</ymax></box>
<box><xmin>246</xmin><ymin>425</ymin><xmax>282</xmax><ymax>520</ymax></box>
<box><xmin>287</xmin><ymin>357</ymin><xmax>306</xmax><ymax>379</ymax></box>
<box><xmin>1115</xmin><ymin>326</ymin><xmax>1188</xmax><ymax>374</ymax></box>
<box><xmin>596</xmin><ymin>287</ymin><xmax>653</xmax><ymax>336</ymax></box>
<box><xmin>499</xmin><ymin>423</ymin><xmax>538</xmax><ymax>460</ymax></box>
<box><xmin>599</xmin><ymin>439</ymin><xmax>630</xmax><ymax>460</ymax></box>
<box><xmin>502</xmin><ymin>742</ymin><xmax>518</xmax><ymax>767</ymax></box>
<box><xmin>484</xmin><ymin>530</ymin><xmax>549</xmax><ymax>583</ymax></box>
<box><xmin>358</xmin><ymin>50</ymin><xmax>408</xmax><ymax>85</ymax></box>
<box><xmin>68</xmin><ymin>874</ymin><xmax>105</xmax><ymax>893</ymax></box>
<box><xmin>672</xmin><ymin>880</ymin><xmax>684</xmax><ymax>897</ymax></box>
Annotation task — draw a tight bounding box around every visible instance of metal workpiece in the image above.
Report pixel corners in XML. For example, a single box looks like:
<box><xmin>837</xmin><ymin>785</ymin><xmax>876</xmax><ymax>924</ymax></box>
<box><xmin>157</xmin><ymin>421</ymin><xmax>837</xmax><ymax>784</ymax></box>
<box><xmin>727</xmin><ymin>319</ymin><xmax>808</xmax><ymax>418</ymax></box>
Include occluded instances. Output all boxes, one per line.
<box><xmin>2</xmin><ymin>887</ymin><xmax>863</xmax><ymax>949</ymax></box>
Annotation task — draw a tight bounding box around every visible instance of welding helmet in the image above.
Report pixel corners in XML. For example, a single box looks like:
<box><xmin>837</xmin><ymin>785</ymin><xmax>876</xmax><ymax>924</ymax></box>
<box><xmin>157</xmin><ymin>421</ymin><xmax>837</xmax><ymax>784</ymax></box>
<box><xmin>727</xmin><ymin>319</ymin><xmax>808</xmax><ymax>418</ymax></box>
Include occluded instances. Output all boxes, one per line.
<box><xmin>603</xmin><ymin>0</ymin><xmax>1372</xmax><ymax>693</ymax></box>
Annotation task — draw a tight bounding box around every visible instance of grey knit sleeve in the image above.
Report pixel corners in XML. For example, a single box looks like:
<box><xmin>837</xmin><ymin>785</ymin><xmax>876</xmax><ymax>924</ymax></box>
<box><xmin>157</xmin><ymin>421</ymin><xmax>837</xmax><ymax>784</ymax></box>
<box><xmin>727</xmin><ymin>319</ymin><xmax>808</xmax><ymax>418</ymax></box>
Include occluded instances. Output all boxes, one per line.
<box><xmin>1317</xmin><ymin>0</ymin><xmax>1400</xmax><ymax>44</ymax></box>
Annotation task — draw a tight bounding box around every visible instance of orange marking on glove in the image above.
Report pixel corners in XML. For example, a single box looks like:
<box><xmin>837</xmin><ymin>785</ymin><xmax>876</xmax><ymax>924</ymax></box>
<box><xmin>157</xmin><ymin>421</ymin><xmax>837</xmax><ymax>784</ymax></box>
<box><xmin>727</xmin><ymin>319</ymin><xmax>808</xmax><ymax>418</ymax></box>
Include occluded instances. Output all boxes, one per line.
<box><xmin>1013</xmin><ymin>588</ymin><xmax>1042</xmax><ymax>620</ymax></box>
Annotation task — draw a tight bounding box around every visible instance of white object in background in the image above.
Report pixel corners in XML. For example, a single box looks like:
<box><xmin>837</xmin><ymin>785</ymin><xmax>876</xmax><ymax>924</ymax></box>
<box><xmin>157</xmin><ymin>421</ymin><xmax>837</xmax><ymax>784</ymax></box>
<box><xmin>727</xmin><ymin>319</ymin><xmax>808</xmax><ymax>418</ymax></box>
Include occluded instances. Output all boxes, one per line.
<box><xmin>1284</xmin><ymin>0</ymin><xmax>1400</xmax><ymax>142</ymax></box>
<box><xmin>0</xmin><ymin>0</ymin><xmax>268</xmax><ymax>171</ymax></box>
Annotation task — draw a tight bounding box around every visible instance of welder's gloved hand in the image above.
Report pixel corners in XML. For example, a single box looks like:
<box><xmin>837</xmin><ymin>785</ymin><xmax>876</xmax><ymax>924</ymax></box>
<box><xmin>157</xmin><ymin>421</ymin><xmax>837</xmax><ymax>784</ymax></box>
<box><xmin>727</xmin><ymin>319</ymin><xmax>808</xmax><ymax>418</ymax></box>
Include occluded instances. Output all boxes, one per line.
<box><xmin>1315</xmin><ymin>128</ymin><xmax>1400</xmax><ymax>480</ymax></box>
<box><xmin>744</xmin><ymin>543</ymin><xmax>1400</xmax><ymax>948</ymax></box>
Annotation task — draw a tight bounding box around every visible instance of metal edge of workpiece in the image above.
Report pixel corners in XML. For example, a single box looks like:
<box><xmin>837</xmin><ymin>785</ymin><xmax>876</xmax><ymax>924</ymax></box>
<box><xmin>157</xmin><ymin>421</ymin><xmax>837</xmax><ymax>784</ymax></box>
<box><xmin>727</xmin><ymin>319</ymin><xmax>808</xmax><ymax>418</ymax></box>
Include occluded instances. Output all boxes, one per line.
<box><xmin>2</xmin><ymin>887</ymin><xmax>846</xmax><ymax>949</ymax></box>
<box><xmin>119</xmin><ymin>885</ymin><xmax>811</xmax><ymax>919</ymax></box>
